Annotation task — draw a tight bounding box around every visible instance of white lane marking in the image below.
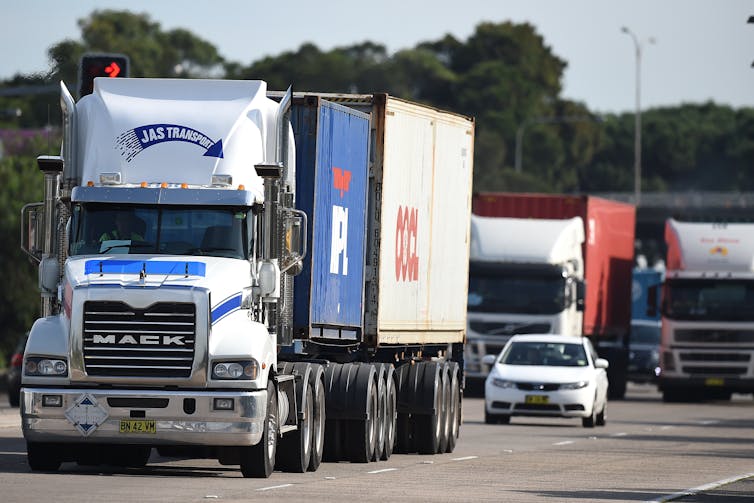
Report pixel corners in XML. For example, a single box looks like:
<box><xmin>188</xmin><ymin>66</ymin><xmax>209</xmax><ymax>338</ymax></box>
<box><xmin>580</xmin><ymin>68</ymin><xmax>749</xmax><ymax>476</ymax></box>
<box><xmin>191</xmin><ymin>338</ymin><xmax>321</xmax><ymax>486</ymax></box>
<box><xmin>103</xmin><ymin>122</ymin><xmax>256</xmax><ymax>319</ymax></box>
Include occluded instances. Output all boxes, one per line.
<box><xmin>368</xmin><ymin>468</ymin><xmax>398</xmax><ymax>474</ymax></box>
<box><xmin>553</xmin><ymin>440</ymin><xmax>574</xmax><ymax>446</ymax></box>
<box><xmin>611</xmin><ymin>432</ymin><xmax>628</xmax><ymax>437</ymax></box>
<box><xmin>648</xmin><ymin>472</ymin><xmax>754</xmax><ymax>503</ymax></box>
<box><xmin>698</xmin><ymin>420</ymin><xmax>719</xmax><ymax>425</ymax></box>
<box><xmin>421</xmin><ymin>460</ymin><xmax>434</xmax><ymax>464</ymax></box>
<box><xmin>257</xmin><ymin>484</ymin><xmax>293</xmax><ymax>491</ymax></box>
<box><xmin>660</xmin><ymin>425</ymin><xmax>673</xmax><ymax>430</ymax></box>
<box><xmin>452</xmin><ymin>456</ymin><xmax>478</xmax><ymax>461</ymax></box>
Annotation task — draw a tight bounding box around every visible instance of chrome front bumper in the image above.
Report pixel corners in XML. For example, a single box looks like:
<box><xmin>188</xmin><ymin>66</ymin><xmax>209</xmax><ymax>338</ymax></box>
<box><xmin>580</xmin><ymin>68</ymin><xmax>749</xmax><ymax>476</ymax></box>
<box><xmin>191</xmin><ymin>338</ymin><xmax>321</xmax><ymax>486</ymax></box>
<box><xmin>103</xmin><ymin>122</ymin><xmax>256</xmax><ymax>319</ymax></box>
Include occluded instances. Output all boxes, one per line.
<box><xmin>21</xmin><ymin>387</ymin><xmax>266</xmax><ymax>446</ymax></box>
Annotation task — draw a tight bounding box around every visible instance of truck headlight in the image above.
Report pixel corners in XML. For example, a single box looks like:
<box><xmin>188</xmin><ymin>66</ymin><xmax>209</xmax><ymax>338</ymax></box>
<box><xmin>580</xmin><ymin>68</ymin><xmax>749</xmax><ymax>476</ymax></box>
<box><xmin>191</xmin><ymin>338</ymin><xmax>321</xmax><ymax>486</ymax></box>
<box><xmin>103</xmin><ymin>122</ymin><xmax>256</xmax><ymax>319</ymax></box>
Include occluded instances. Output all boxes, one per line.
<box><xmin>25</xmin><ymin>357</ymin><xmax>68</xmax><ymax>377</ymax></box>
<box><xmin>212</xmin><ymin>360</ymin><xmax>259</xmax><ymax>380</ymax></box>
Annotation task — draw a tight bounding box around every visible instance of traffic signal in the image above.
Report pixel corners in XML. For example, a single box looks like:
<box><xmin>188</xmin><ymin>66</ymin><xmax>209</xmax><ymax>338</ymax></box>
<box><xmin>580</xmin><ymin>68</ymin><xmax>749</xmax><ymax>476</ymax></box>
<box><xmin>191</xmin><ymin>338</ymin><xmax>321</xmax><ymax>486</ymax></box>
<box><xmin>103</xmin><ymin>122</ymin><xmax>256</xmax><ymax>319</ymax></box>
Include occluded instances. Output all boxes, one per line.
<box><xmin>78</xmin><ymin>53</ymin><xmax>130</xmax><ymax>98</ymax></box>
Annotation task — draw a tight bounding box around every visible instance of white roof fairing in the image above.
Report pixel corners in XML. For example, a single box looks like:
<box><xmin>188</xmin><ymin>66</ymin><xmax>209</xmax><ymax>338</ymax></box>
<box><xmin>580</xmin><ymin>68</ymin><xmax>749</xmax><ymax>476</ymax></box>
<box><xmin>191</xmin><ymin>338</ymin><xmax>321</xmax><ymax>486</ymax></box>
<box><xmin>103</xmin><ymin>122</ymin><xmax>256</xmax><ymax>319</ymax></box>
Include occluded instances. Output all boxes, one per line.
<box><xmin>470</xmin><ymin>215</ymin><xmax>585</xmax><ymax>266</ymax></box>
<box><xmin>75</xmin><ymin>78</ymin><xmax>286</xmax><ymax>203</ymax></box>
<box><xmin>665</xmin><ymin>219</ymin><xmax>754</xmax><ymax>272</ymax></box>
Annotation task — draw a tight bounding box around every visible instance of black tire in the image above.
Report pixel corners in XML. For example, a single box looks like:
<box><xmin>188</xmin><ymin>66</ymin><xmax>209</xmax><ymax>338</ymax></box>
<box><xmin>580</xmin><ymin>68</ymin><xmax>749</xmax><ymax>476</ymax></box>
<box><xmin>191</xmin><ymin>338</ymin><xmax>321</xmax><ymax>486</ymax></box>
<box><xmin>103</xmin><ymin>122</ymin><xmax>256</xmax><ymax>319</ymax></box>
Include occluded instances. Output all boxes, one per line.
<box><xmin>381</xmin><ymin>372</ymin><xmax>397</xmax><ymax>460</ymax></box>
<box><xmin>113</xmin><ymin>446</ymin><xmax>151</xmax><ymax>468</ymax></box>
<box><xmin>27</xmin><ymin>442</ymin><xmax>62</xmax><ymax>472</ymax></box>
<box><xmin>414</xmin><ymin>363</ymin><xmax>443</xmax><ymax>454</ymax></box>
<box><xmin>662</xmin><ymin>388</ymin><xmax>690</xmax><ymax>403</ymax></box>
<box><xmin>608</xmin><ymin>372</ymin><xmax>627</xmax><ymax>400</ymax></box>
<box><xmin>8</xmin><ymin>390</ymin><xmax>20</xmax><ymax>407</ymax></box>
<box><xmin>372</xmin><ymin>368</ymin><xmax>387</xmax><ymax>462</ymax></box>
<box><xmin>446</xmin><ymin>364</ymin><xmax>461</xmax><ymax>453</ymax></box>
<box><xmin>348</xmin><ymin>377</ymin><xmax>378</xmax><ymax>463</ymax></box>
<box><xmin>582</xmin><ymin>399</ymin><xmax>597</xmax><ymax>428</ymax></box>
<box><xmin>596</xmin><ymin>401</ymin><xmax>607</xmax><ymax>427</ymax></box>
<box><xmin>276</xmin><ymin>382</ymin><xmax>313</xmax><ymax>473</ymax></box>
<box><xmin>438</xmin><ymin>366</ymin><xmax>452</xmax><ymax>454</ymax></box>
<box><xmin>485</xmin><ymin>409</ymin><xmax>509</xmax><ymax>425</ymax></box>
<box><xmin>322</xmin><ymin>419</ymin><xmax>344</xmax><ymax>462</ymax></box>
<box><xmin>308</xmin><ymin>372</ymin><xmax>326</xmax><ymax>471</ymax></box>
<box><xmin>394</xmin><ymin>413</ymin><xmax>413</xmax><ymax>454</ymax></box>
<box><xmin>241</xmin><ymin>380</ymin><xmax>278</xmax><ymax>478</ymax></box>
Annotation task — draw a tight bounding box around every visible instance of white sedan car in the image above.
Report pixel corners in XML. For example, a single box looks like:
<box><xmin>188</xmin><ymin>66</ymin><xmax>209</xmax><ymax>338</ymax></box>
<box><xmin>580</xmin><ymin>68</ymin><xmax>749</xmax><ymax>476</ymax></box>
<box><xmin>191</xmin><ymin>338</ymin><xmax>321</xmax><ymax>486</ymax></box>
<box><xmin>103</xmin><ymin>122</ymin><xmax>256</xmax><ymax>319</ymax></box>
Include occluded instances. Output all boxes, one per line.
<box><xmin>483</xmin><ymin>334</ymin><xmax>609</xmax><ymax>428</ymax></box>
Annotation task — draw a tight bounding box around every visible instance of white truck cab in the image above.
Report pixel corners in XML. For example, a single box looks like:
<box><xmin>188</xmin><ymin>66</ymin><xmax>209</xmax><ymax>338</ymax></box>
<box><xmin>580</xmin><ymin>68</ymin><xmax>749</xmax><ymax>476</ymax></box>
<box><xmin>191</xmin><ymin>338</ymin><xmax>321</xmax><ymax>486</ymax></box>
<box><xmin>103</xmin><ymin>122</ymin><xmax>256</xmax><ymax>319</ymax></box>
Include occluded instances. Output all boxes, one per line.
<box><xmin>465</xmin><ymin>215</ymin><xmax>585</xmax><ymax>381</ymax></box>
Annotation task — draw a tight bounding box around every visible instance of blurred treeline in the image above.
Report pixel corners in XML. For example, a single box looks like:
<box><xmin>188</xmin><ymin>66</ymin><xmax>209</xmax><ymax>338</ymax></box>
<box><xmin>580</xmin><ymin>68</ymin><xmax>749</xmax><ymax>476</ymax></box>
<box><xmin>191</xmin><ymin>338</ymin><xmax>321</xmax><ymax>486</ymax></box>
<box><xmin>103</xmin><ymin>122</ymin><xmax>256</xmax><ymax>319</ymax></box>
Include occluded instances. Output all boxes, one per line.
<box><xmin>1</xmin><ymin>10</ymin><xmax>753</xmax><ymax>361</ymax></box>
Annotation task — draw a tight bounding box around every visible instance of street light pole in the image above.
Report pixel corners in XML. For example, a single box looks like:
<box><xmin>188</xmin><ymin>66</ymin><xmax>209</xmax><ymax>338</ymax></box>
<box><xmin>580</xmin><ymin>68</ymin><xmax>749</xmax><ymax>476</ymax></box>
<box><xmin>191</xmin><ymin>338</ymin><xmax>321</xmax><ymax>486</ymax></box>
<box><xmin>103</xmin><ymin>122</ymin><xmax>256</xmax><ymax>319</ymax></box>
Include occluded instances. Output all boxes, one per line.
<box><xmin>621</xmin><ymin>26</ymin><xmax>654</xmax><ymax>205</ymax></box>
<box><xmin>514</xmin><ymin>115</ymin><xmax>601</xmax><ymax>174</ymax></box>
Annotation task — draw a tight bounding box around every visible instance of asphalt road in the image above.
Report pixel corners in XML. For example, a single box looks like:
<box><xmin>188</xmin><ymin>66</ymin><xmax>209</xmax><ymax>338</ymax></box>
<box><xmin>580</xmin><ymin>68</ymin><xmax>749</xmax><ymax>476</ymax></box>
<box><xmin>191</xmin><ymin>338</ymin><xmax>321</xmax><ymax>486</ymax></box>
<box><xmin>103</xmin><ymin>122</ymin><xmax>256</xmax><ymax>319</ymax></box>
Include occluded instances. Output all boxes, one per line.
<box><xmin>1</xmin><ymin>383</ymin><xmax>752</xmax><ymax>502</ymax></box>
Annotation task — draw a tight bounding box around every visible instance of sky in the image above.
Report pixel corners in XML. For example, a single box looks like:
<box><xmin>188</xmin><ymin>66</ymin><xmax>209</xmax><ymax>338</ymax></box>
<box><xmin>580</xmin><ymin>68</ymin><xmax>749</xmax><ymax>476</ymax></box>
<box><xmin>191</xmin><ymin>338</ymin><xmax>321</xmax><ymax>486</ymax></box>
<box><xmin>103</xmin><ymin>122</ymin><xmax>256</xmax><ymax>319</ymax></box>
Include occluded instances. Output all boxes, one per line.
<box><xmin>1</xmin><ymin>0</ymin><xmax>753</xmax><ymax>114</ymax></box>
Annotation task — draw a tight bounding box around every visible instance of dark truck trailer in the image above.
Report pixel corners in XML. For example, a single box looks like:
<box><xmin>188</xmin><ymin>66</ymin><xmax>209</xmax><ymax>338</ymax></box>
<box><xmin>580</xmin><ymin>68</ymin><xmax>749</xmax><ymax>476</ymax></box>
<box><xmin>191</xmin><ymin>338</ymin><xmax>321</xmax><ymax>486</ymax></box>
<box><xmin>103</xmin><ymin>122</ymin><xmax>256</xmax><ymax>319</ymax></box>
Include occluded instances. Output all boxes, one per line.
<box><xmin>472</xmin><ymin>193</ymin><xmax>636</xmax><ymax>398</ymax></box>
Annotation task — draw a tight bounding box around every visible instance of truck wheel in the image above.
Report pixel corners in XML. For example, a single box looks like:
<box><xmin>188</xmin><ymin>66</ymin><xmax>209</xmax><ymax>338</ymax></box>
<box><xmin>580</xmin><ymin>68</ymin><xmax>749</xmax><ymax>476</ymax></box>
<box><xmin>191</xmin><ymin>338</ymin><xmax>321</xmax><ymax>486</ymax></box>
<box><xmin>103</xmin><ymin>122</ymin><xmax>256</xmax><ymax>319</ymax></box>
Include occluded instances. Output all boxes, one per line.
<box><xmin>395</xmin><ymin>413</ymin><xmax>413</xmax><ymax>453</ymax></box>
<box><xmin>608</xmin><ymin>372</ymin><xmax>627</xmax><ymax>400</ymax></box>
<box><xmin>27</xmin><ymin>442</ymin><xmax>62</xmax><ymax>472</ymax></box>
<box><xmin>308</xmin><ymin>370</ymin><xmax>326</xmax><ymax>471</ymax></box>
<box><xmin>438</xmin><ymin>365</ymin><xmax>451</xmax><ymax>454</ymax></box>
<box><xmin>446</xmin><ymin>363</ymin><xmax>461</xmax><ymax>453</ymax></box>
<box><xmin>416</xmin><ymin>365</ymin><xmax>442</xmax><ymax>454</ymax></box>
<box><xmin>241</xmin><ymin>381</ymin><xmax>278</xmax><ymax>478</ymax></box>
<box><xmin>8</xmin><ymin>390</ymin><xmax>20</xmax><ymax>407</ymax></box>
<box><xmin>323</xmin><ymin>419</ymin><xmax>344</xmax><ymax>462</ymax></box>
<box><xmin>276</xmin><ymin>381</ymin><xmax>313</xmax><ymax>472</ymax></box>
<box><xmin>381</xmin><ymin>370</ymin><xmax>397</xmax><ymax>460</ymax></box>
<box><xmin>372</xmin><ymin>366</ymin><xmax>387</xmax><ymax>461</ymax></box>
<box><xmin>348</xmin><ymin>376</ymin><xmax>378</xmax><ymax>463</ymax></box>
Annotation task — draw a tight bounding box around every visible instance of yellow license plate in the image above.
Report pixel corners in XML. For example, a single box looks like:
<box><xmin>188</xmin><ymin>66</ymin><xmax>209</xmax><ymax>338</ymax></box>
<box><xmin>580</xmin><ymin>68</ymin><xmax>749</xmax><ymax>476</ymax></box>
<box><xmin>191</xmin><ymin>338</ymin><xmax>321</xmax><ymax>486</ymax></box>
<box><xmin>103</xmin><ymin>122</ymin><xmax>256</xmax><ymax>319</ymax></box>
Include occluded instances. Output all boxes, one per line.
<box><xmin>705</xmin><ymin>377</ymin><xmax>725</xmax><ymax>387</ymax></box>
<box><xmin>119</xmin><ymin>419</ymin><xmax>156</xmax><ymax>434</ymax></box>
<box><xmin>525</xmin><ymin>395</ymin><xmax>549</xmax><ymax>404</ymax></box>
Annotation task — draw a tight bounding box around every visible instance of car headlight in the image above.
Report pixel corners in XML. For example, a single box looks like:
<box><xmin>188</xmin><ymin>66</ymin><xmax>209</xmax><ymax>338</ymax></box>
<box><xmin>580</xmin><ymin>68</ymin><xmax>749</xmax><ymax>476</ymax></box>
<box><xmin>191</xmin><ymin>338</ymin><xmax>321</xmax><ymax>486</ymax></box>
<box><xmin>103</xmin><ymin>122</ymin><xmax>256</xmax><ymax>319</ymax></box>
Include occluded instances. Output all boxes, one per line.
<box><xmin>212</xmin><ymin>360</ymin><xmax>259</xmax><ymax>380</ymax></box>
<box><xmin>560</xmin><ymin>380</ymin><xmax>589</xmax><ymax>390</ymax></box>
<box><xmin>25</xmin><ymin>357</ymin><xmax>68</xmax><ymax>377</ymax></box>
<box><xmin>491</xmin><ymin>378</ymin><xmax>516</xmax><ymax>389</ymax></box>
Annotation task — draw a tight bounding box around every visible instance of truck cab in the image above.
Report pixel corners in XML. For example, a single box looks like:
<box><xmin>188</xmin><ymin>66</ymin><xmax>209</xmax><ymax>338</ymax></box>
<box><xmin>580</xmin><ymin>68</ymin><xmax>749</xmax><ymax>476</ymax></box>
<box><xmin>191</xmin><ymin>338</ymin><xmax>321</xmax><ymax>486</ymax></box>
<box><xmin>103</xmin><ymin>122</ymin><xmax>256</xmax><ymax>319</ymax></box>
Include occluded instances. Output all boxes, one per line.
<box><xmin>465</xmin><ymin>215</ymin><xmax>585</xmax><ymax>381</ymax></box>
<box><xmin>660</xmin><ymin>219</ymin><xmax>754</xmax><ymax>401</ymax></box>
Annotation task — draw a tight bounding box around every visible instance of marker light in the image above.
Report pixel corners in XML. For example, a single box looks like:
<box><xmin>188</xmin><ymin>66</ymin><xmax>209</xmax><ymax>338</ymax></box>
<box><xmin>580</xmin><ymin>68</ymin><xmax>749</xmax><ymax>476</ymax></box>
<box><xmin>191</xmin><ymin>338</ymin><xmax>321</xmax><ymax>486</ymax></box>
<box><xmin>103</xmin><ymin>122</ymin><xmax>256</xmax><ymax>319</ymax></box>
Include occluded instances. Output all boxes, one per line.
<box><xmin>237</xmin><ymin>185</ymin><xmax>245</xmax><ymax>191</ymax></box>
<box><xmin>87</xmin><ymin>181</ymin><xmax>94</xmax><ymax>187</ymax></box>
<box><xmin>181</xmin><ymin>183</ymin><xmax>188</xmax><ymax>189</ymax></box>
<box><xmin>140</xmin><ymin>181</ymin><xmax>148</xmax><ymax>188</ymax></box>
<box><xmin>160</xmin><ymin>182</ymin><xmax>168</xmax><ymax>188</ymax></box>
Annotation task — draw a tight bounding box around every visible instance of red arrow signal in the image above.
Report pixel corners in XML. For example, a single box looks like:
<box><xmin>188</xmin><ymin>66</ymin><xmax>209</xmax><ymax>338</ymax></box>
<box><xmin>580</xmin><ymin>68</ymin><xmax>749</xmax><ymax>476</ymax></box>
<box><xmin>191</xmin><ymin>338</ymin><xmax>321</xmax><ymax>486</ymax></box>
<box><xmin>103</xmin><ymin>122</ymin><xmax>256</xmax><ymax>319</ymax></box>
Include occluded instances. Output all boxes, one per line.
<box><xmin>104</xmin><ymin>62</ymin><xmax>121</xmax><ymax>78</ymax></box>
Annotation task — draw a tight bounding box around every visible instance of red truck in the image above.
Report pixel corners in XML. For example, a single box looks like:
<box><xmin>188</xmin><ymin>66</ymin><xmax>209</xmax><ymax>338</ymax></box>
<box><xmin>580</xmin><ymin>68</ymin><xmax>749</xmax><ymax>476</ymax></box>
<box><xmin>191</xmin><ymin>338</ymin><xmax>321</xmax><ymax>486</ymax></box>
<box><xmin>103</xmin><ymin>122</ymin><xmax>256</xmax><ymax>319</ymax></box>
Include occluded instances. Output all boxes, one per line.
<box><xmin>470</xmin><ymin>193</ymin><xmax>636</xmax><ymax>398</ymax></box>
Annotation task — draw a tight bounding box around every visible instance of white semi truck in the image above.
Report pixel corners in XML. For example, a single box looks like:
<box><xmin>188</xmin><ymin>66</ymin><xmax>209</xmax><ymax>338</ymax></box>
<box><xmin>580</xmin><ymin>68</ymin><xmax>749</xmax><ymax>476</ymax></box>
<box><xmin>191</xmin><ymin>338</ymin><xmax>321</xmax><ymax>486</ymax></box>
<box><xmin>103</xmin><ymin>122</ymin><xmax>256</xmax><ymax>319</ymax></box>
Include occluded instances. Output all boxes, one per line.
<box><xmin>19</xmin><ymin>78</ymin><xmax>474</xmax><ymax>476</ymax></box>
<box><xmin>660</xmin><ymin>218</ymin><xmax>754</xmax><ymax>401</ymax></box>
<box><xmin>465</xmin><ymin>215</ymin><xmax>585</xmax><ymax>381</ymax></box>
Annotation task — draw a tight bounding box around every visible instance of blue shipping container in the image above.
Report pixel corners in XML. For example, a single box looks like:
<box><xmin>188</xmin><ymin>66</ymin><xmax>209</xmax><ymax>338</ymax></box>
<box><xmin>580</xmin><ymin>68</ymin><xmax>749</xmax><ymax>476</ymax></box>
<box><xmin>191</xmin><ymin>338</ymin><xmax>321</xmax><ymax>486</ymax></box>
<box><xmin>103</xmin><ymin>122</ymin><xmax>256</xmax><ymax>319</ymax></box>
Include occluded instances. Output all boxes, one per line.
<box><xmin>292</xmin><ymin>98</ymin><xmax>370</xmax><ymax>334</ymax></box>
<box><xmin>631</xmin><ymin>268</ymin><xmax>662</xmax><ymax>321</ymax></box>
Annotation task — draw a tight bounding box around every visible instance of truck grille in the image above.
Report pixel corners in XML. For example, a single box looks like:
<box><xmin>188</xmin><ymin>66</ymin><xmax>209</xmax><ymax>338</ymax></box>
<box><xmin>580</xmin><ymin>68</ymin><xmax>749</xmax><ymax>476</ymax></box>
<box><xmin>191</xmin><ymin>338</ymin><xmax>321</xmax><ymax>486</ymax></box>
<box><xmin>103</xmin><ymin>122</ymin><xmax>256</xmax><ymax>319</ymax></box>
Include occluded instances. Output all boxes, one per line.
<box><xmin>83</xmin><ymin>301</ymin><xmax>196</xmax><ymax>378</ymax></box>
<box><xmin>675</xmin><ymin>329</ymin><xmax>754</xmax><ymax>344</ymax></box>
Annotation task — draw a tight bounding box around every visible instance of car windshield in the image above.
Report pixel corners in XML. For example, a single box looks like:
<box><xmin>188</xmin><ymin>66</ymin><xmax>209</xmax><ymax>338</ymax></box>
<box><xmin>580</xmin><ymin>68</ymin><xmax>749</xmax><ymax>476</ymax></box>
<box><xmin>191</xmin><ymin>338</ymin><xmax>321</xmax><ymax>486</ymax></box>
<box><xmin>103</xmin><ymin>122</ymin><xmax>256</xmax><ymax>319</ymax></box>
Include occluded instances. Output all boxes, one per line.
<box><xmin>69</xmin><ymin>203</ymin><xmax>252</xmax><ymax>259</ymax></box>
<box><xmin>630</xmin><ymin>324</ymin><xmax>661</xmax><ymax>345</ymax></box>
<box><xmin>501</xmin><ymin>341</ymin><xmax>588</xmax><ymax>367</ymax></box>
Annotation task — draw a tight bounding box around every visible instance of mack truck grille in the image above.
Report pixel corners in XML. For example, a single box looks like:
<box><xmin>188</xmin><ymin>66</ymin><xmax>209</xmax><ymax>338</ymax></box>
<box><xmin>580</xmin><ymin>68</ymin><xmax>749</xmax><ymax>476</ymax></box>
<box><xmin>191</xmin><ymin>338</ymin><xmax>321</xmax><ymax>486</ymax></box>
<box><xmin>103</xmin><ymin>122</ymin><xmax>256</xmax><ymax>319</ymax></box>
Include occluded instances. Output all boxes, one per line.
<box><xmin>83</xmin><ymin>301</ymin><xmax>196</xmax><ymax>378</ymax></box>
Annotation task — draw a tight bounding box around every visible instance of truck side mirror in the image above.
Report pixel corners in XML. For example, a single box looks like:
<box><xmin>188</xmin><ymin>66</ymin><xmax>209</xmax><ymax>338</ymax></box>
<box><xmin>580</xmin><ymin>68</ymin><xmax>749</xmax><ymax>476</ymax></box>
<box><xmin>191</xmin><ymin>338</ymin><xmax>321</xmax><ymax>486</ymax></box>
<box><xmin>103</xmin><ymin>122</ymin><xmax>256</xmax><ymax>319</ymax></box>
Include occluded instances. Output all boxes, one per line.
<box><xmin>21</xmin><ymin>203</ymin><xmax>45</xmax><ymax>263</ymax></box>
<box><xmin>280</xmin><ymin>209</ymin><xmax>307</xmax><ymax>276</ymax></box>
<box><xmin>576</xmin><ymin>280</ymin><xmax>586</xmax><ymax>312</ymax></box>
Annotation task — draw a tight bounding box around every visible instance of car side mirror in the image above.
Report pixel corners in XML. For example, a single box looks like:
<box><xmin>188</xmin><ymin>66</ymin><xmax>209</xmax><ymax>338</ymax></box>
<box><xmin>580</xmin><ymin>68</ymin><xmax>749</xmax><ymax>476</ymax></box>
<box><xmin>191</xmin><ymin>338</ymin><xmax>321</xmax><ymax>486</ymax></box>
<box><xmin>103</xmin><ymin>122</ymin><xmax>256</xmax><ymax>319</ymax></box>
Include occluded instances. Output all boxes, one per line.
<box><xmin>594</xmin><ymin>358</ymin><xmax>609</xmax><ymax>369</ymax></box>
<box><xmin>482</xmin><ymin>354</ymin><xmax>497</xmax><ymax>366</ymax></box>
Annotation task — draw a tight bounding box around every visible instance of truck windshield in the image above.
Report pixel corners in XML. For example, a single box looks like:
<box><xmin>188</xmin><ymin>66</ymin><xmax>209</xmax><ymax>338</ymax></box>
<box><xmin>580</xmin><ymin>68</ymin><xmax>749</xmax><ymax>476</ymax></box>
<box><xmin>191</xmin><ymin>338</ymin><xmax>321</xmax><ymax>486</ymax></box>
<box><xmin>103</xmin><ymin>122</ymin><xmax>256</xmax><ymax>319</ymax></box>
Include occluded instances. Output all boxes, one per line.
<box><xmin>468</xmin><ymin>262</ymin><xmax>567</xmax><ymax>315</ymax></box>
<box><xmin>663</xmin><ymin>279</ymin><xmax>754</xmax><ymax>321</ymax></box>
<box><xmin>69</xmin><ymin>203</ymin><xmax>251</xmax><ymax>259</ymax></box>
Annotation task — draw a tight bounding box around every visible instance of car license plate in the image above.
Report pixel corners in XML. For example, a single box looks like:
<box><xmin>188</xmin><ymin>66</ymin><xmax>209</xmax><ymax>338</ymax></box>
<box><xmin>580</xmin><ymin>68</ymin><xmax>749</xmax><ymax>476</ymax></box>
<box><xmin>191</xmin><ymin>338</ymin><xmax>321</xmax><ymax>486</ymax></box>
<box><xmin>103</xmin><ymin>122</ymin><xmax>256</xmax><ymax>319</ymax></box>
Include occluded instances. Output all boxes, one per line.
<box><xmin>705</xmin><ymin>377</ymin><xmax>725</xmax><ymax>387</ymax></box>
<box><xmin>525</xmin><ymin>395</ymin><xmax>549</xmax><ymax>404</ymax></box>
<box><xmin>119</xmin><ymin>419</ymin><xmax>156</xmax><ymax>434</ymax></box>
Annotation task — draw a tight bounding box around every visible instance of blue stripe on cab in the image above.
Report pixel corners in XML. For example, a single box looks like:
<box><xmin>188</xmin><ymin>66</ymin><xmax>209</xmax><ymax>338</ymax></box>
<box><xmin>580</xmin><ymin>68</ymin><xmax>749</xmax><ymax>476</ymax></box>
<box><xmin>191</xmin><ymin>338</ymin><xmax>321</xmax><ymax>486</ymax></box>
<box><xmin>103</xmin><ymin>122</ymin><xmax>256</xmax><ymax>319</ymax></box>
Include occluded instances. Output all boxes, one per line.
<box><xmin>211</xmin><ymin>294</ymin><xmax>242</xmax><ymax>324</ymax></box>
<box><xmin>84</xmin><ymin>260</ymin><xmax>206</xmax><ymax>277</ymax></box>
